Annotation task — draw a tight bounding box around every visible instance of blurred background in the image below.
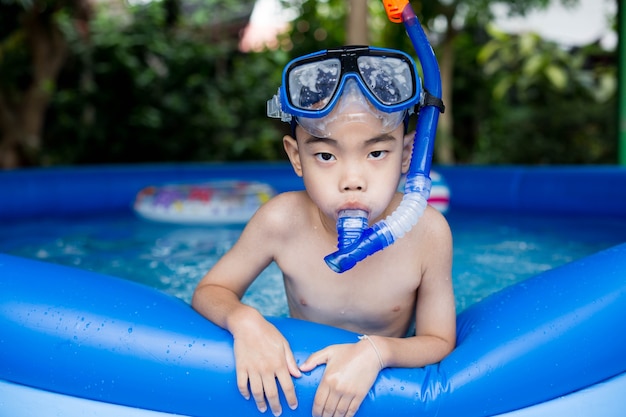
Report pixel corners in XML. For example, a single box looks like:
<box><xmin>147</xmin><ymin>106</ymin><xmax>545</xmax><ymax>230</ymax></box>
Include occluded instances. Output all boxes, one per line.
<box><xmin>0</xmin><ymin>0</ymin><xmax>620</xmax><ymax>169</ymax></box>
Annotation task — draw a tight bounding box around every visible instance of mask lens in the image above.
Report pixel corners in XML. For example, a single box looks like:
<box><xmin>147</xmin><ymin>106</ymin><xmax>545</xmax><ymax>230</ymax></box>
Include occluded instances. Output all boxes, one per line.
<box><xmin>288</xmin><ymin>59</ymin><xmax>341</xmax><ymax>111</ymax></box>
<box><xmin>295</xmin><ymin>79</ymin><xmax>407</xmax><ymax>138</ymax></box>
<box><xmin>357</xmin><ymin>56</ymin><xmax>414</xmax><ymax>106</ymax></box>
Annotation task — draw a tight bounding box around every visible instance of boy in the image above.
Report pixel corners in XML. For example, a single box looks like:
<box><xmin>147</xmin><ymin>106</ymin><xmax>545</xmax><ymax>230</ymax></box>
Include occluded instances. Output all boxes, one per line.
<box><xmin>192</xmin><ymin>46</ymin><xmax>456</xmax><ymax>417</ymax></box>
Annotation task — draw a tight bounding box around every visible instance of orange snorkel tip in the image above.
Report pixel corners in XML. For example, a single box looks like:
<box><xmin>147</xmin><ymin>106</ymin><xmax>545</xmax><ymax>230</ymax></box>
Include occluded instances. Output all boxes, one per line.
<box><xmin>382</xmin><ymin>0</ymin><xmax>409</xmax><ymax>23</ymax></box>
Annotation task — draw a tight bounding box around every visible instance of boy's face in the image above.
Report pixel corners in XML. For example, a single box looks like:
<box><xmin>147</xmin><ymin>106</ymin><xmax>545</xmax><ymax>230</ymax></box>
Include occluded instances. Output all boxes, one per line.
<box><xmin>283</xmin><ymin>109</ymin><xmax>413</xmax><ymax>226</ymax></box>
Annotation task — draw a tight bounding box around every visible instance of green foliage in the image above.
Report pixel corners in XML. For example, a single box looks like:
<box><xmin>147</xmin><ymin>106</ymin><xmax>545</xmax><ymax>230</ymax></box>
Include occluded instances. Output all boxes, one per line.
<box><xmin>468</xmin><ymin>25</ymin><xmax>617</xmax><ymax>164</ymax></box>
<box><xmin>0</xmin><ymin>30</ymin><xmax>31</xmax><ymax>96</ymax></box>
<box><xmin>3</xmin><ymin>0</ymin><xmax>617</xmax><ymax>166</ymax></box>
<box><xmin>42</xmin><ymin>1</ymin><xmax>288</xmax><ymax>164</ymax></box>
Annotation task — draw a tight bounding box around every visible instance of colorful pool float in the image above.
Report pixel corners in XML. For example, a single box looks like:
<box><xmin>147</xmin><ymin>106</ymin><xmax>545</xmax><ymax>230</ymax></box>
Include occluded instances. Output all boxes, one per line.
<box><xmin>1</xmin><ymin>242</ymin><xmax>625</xmax><ymax>417</ymax></box>
<box><xmin>133</xmin><ymin>180</ymin><xmax>276</xmax><ymax>224</ymax></box>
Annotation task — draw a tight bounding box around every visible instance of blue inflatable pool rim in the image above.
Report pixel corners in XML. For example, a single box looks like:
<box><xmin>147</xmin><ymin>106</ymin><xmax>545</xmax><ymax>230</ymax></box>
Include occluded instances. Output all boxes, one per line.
<box><xmin>1</xmin><ymin>243</ymin><xmax>625</xmax><ymax>417</ymax></box>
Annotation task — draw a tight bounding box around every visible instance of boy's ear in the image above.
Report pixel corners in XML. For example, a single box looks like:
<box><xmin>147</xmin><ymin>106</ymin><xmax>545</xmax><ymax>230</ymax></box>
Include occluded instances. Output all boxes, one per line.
<box><xmin>401</xmin><ymin>131</ymin><xmax>415</xmax><ymax>174</ymax></box>
<box><xmin>283</xmin><ymin>135</ymin><xmax>303</xmax><ymax>177</ymax></box>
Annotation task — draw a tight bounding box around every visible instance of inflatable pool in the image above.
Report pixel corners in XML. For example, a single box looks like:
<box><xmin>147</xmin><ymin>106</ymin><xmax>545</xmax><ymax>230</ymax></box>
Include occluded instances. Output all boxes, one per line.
<box><xmin>2</xmin><ymin>244</ymin><xmax>626</xmax><ymax>417</ymax></box>
<box><xmin>1</xmin><ymin>163</ymin><xmax>626</xmax><ymax>417</ymax></box>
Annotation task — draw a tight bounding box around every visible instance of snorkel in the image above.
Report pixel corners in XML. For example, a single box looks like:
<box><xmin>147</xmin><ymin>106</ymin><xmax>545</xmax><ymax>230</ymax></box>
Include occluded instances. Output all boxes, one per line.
<box><xmin>324</xmin><ymin>0</ymin><xmax>444</xmax><ymax>272</ymax></box>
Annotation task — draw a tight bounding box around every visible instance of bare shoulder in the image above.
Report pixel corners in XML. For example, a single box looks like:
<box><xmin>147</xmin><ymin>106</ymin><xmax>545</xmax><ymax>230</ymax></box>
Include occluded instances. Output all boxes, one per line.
<box><xmin>403</xmin><ymin>205</ymin><xmax>451</xmax><ymax>243</ymax></box>
<box><xmin>215</xmin><ymin>191</ymin><xmax>311</xmax><ymax>271</ymax></box>
<box><xmin>421</xmin><ymin>205</ymin><xmax>452</xmax><ymax>240</ymax></box>
<box><xmin>406</xmin><ymin>205</ymin><xmax>452</xmax><ymax>263</ymax></box>
<box><xmin>247</xmin><ymin>191</ymin><xmax>310</xmax><ymax>238</ymax></box>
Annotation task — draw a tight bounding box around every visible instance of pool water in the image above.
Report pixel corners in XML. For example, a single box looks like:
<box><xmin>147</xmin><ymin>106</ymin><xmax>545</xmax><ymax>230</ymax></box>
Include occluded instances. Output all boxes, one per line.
<box><xmin>2</xmin><ymin>210</ymin><xmax>625</xmax><ymax>313</ymax></box>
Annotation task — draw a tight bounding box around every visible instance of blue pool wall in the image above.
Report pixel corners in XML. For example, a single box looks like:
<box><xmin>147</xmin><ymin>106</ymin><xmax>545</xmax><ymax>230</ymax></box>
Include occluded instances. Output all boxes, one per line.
<box><xmin>1</xmin><ymin>163</ymin><xmax>625</xmax><ymax>220</ymax></box>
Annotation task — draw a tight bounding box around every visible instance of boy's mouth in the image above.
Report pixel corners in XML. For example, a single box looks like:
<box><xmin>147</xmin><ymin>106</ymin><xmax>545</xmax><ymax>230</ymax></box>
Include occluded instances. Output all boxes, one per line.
<box><xmin>336</xmin><ymin>204</ymin><xmax>370</xmax><ymax>220</ymax></box>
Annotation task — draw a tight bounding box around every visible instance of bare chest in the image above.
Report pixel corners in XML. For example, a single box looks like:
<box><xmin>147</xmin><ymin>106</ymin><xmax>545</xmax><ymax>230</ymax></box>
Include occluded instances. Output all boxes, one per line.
<box><xmin>276</xmin><ymin>232</ymin><xmax>422</xmax><ymax>336</ymax></box>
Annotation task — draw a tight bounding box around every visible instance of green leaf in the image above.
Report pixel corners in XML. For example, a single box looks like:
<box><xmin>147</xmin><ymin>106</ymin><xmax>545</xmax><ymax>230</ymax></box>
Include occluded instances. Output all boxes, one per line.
<box><xmin>522</xmin><ymin>54</ymin><xmax>544</xmax><ymax>77</ymax></box>
<box><xmin>477</xmin><ymin>41</ymin><xmax>500</xmax><ymax>65</ymax></box>
<box><xmin>493</xmin><ymin>77</ymin><xmax>512</xmax><ymax>100</ymax></box>
<box><xmin>544</xmin><ymin>65</ymin><xmax>568</xmax><ymax>90</ymax></box>
<box><xmin>519</xmin><ymin>33</ymin><xmax>539</xmax><ymax>56</ymax></box>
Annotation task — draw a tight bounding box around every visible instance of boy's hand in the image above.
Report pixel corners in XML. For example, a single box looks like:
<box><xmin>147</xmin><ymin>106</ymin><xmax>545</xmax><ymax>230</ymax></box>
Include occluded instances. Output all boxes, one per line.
<box><xmin>299</xmin><ymin>340</ymin><xmax>381</xmax><ymax>417</ymax></box>
<box><xmin>232</xmin><ymin>317</ymin><xmax>301</xmax><ymax>416</ymax></box>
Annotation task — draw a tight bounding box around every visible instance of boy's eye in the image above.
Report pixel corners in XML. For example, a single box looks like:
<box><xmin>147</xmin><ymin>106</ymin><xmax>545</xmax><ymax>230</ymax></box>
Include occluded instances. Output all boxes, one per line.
<box><xmin>369</xmin><ymin>150</ymin><xmax>387</xmax><ymax>159</ymax></box>
<box><xmin>315</xmin><ymin>152</ymin><xmax>335</xmax><ymax>162</ymax></box>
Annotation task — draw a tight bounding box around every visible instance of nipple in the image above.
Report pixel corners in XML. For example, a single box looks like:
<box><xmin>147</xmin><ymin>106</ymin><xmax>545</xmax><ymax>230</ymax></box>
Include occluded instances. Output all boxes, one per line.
<box><xmin>336</xmin><ymin>209</ymin><xmax>369</xmax><ymax>249</ymax></box>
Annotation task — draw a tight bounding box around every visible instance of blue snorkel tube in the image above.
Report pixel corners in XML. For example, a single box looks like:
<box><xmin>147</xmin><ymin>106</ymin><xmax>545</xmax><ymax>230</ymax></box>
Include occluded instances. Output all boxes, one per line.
<box><xmin>324</xmin><ymin>0</ymin><xmax>443</xmax><ymax>273</ymax></box>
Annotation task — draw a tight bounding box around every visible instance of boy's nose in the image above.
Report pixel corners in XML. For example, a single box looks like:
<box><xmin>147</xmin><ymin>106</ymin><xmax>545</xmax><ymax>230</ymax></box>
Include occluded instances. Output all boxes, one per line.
<box><xmin>340</xmin><ymin>165</ymin><xmax>366</xmax><ymax>191</ymax></box>
<box><xmin>343</xmin><ymin>183</ymin><xmax>363</xmax><ymax>191</ymax></box>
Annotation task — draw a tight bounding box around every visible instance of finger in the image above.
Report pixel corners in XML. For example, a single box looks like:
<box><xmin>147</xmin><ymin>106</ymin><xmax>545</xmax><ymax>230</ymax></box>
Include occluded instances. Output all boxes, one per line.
<box><xmin>299</xmin><ymin>348</ymin><xmax>329</xmax><ymax>372</ymax></box>
<box><xmin>320</xmin><ymin>391</ymin><xmax>341</xmax><ymax>417</ymax></box>
<box><xmin>345</xmin><ymin>396</ymin><xmax>362</xmax><ymax>417</ymax></box>
<box><xmin>312</xmin><ymin>384</ymin><xmax>330</xmax><ymax>417</ymax></box>
<box><xmin>285</xmin><ymin>349</ymin><xmax>302</xmax><ymax>378</ymax></box>
<box><xmin>311</xmin><ymin>384</ymin><xmax>330</xmax><ymax>417</ymax></box>
<box><xmin>276</xmin><ymin>368</ymin><xmax>298</xmax><ymax>411</ymax></box>
<box><xmin>236</xmin><ymin>370</ymin><xmax>250</xmax><ymax>400</ymax></box>
<box><xmin>248</xmin><ymin>373</ymin><xmax>268</xmax><ymax>413</ymax></box>
<box><xmin>334</xmin><ymin>395</ymin><xmax>354</xmax><ymax>417</ymax></box>
<box><xmin>261</xmin><ymin>374</ymin><xmax>282</xmax><ymax>416</ymax></box>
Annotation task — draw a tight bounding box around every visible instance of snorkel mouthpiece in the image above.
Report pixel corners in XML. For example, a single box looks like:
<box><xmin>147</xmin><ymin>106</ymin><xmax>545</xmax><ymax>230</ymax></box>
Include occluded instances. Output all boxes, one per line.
<box><xmin>335</xmin><ymin>209</ymin><xmax>369</xmax><ymax>249</ymax></box>
<box><xmin>324</xmin><ymin>0</ymin><xmax>442</xmax><ymax>273</ymax></box>
<box><xmin>325</xmin><ymin>209</ymin><xmax>373</xmax><ymax>273</ymax></box>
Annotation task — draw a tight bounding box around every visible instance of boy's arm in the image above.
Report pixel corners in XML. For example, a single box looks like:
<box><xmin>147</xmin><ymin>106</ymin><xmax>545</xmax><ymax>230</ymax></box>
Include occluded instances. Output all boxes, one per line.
<box><xmin>372</xmin><ymin>207</ymin><xmax>456</xmax><ymax>368</ymax></box>
<box><xmin>191</xmin><ymin>197</ymin><xmax>301</xmax><ymax>416</ymax></box>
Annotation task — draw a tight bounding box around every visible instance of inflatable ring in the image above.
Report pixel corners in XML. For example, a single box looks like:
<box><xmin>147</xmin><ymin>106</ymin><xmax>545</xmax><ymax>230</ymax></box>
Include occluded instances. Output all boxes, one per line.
<box><xmin>1</xmin><ymin>244</ymin><xmax>626</xmax><ymax>416</ymax></box>
<box><xmin>133</xmin><ymin>180</ymin><xmax>276</xmax><ymax>224</ymax></box>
